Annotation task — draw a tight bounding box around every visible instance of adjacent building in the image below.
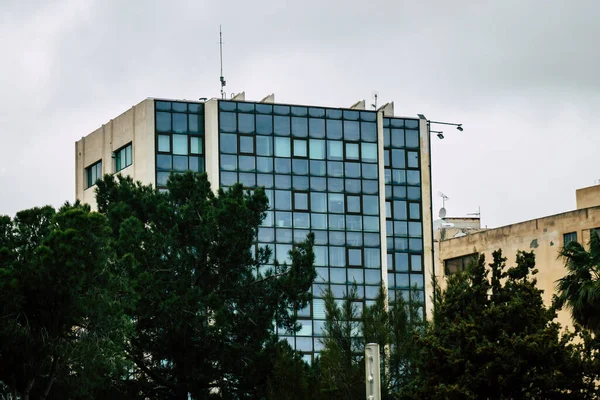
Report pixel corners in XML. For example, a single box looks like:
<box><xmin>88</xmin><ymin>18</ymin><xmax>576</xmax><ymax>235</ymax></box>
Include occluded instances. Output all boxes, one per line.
<box><xmin>75</xmin><ymin>94</ymin><xmax>434</xmax><ymax>362</ymax></box>
<box><xmin>437</xmin><ymin>184</ymin><xmax>600</xmax><ymax>328</ymax></box>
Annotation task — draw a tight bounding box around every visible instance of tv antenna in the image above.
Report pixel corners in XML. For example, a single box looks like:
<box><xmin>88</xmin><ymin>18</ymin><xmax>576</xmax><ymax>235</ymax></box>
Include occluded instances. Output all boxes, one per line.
<box><xmin>467</xmin><ymin>206</ymin><xmax>481</xmax><ymax>217</ymax></box>
<box><xmin>219</xmin><ymin>25</ymin><xmax>227</xmax><ymax>99</ymax></box>
<box><xmin>371</xmin><ymin>91</ymin><xmax>379</xmax><ymax>110</ymax></box>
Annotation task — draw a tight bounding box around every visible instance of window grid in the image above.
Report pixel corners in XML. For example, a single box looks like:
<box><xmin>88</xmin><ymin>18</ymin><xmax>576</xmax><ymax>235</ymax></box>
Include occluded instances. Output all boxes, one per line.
<box><xmin>155</xmin><ymin>101</ymin><xmax>205</xmax><ymax>189</ymax></box>
<box><xmin>85</xmin><ymin>160</ymin><xmax>102</xmax><ymax>189</ymax></box>
<box><xmin>218</xmin><ymin>100</ymin><xmax>381</xmax><ymax>357</ymax></box>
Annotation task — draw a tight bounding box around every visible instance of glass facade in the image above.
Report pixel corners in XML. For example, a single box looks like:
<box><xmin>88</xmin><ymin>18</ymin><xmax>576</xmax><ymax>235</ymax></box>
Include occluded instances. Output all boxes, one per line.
<box><xmin>155</xmin><ymin>100</ymin><xmax>205</xmax><ymax>189</ymax></box>
<box><xmin>218</xmin><ymin>100</ymin><xmax>391</xmax><ymax>362</ymax></box>
<box><xmin>383</xmin><ymin>117</ymin><xmax>425</xmax><ymax>309</ymax></box>
<box><xmin>151</xmin><ymin>98</ymin><xmax>426</xmax><ymax>362</ymax></box>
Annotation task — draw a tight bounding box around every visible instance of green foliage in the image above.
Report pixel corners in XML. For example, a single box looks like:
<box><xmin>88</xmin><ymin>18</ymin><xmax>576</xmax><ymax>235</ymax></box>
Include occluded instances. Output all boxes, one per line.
<box><xmin>0</xmin><ymin>203</ymin><xmax>129</xmax><ymax>400</ymax></box>
<box><xmin>557</xmin><ymin>231</ymin><xmax>600</xmax><ymax>333</ymax></box>
<box><xmin>403</xmin><ymin>250</ymin><xmax>597</xmax><ymax>399</ymax></box>
<box><xmin>95</xmin><ymin>172</ymin><xmax>316</xmax><ymax>399</ymax></box>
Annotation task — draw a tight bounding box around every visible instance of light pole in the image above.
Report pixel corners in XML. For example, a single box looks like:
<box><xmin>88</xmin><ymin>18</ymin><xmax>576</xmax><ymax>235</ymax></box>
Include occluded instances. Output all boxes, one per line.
<box><xmin>416</xmin><ymin>114</ymin><xmax>463</xmax><ymax>317</ymax></box>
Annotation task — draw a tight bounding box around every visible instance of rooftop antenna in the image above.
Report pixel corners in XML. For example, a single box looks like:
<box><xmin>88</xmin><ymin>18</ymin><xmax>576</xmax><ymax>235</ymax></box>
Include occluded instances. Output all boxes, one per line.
<box><xmin>371</xmin><ymin>91</ymin><xmax>379</xmax><ymax>110</ymax></box>
<box><xmin>219</xmin><ymin>25</ymin><xmax>226</xmax><ymax>99</ymax></box>
<box><xmin>468</xmin><ymin>206</ymin><xmax>481</xmax><ymax>217</ymax></box>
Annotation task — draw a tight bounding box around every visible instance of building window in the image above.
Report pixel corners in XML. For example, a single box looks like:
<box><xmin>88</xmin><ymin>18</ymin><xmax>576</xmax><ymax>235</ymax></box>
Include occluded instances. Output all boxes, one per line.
<box><xmin>114</xmin><ymin>143</ymin><xmax>132</xmax><ymax>172</ymax></box>
<box><xmin>85</xmin><ymin>160</ymin><xmax>102</xmax><ymax>189</ymax></box>
<box><xmin>564</xmin><ymin>232</ymin><xmax>577</xmax><ymax>246</ymax></box>
<box><xmin>444</xmin><ymin>253</ymin><xmax>478</xmax><ymax>275</ymax></box>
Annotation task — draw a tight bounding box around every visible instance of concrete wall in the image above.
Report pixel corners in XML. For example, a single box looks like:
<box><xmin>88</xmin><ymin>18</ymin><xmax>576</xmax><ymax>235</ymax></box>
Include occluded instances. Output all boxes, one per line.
<box><xmin>576</xmin><ymin>184</ymin><xmax>600</xmax><ymax>209</ymax></box>
<box><xmin>204</xmin><ymin>99</ymin><xmax>220</xmax><ymax>193</ymax></box>
<box><xmin>438</xmin><ymin>206</ymin><xmax>600</xmax><ymax>328</ymax></box>
<box><xmin>418</xmin><ymin>116</ymin><xmax>435</xmax><ymax>319</ymax></box>
<box><xmin>75</xmin><ymin>99</ymin><xmax>155</xmax><ymax>209</ymax></box>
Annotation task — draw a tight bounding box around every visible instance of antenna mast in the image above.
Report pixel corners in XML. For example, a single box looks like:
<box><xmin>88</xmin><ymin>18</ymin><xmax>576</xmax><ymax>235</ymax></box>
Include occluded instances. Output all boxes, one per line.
<box><xmin>219</xmin><ymin>25</ymin><xmax>226</xmax><ymax>99</ymax></box>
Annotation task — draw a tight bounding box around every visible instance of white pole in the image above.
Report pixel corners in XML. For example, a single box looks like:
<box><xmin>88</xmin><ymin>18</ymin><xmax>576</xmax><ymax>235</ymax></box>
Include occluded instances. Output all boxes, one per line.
<box><xmin>365</xmin><ymin>343</ymin><xmax>381</xmax><ymax>400</ymax></box>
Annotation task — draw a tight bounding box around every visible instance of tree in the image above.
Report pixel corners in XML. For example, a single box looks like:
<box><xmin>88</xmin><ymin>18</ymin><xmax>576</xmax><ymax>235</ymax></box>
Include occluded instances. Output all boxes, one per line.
<box><xmin>0</xmin><ymin>203</ymin><xmax>129</xmax><ymax>400</ymax></box>
<box><xmin>95</xmin><ymin>172</ymin><xmax>315</xmax><ymax>399</ymax></box>
<box><xmin>557</xmin><ymin>230</ymin><xmax>600</xmax><ymax>333</ymax></box>
<box><xmin>402</xmin><ymin>250</ymin><xmax>595</xmax><ymax>399</ymax></box>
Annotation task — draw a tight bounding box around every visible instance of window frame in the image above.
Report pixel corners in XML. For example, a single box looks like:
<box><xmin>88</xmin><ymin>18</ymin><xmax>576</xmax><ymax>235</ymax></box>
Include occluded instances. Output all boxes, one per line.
<box><xmin>114</xmin><ymin>142</ymin><xmax>133</xmax><ymax>172</ymax></box>
<box><xmin>85</xmin><ymin>159</ymin><xmax>102</xmax><ymax>189</ymax></box>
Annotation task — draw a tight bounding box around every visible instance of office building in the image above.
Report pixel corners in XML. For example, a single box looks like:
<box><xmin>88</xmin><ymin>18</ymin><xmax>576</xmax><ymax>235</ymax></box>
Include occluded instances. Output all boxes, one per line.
<box><xmin>75</xmin><ymin>94</ymin><xmax>434</xmax><ymax>362</ymax></box>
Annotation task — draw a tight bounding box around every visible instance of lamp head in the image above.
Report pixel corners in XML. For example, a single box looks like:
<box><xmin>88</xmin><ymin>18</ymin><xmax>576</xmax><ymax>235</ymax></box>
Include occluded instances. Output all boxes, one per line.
<box><xmin>437</xmin><ymin>133</ymin><xmax>444</xmax><ymax>139</ymax></box>
<box><xmin>456</xmin><ymin>125</ymin><xmax>463</xmax><ymax>131</ymax></box>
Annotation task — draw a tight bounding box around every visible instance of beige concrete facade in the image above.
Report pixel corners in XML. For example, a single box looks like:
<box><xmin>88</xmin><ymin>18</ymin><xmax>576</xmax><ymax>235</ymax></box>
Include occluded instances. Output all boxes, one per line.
<box><xmin>576</xmin><ymin>183</ymin><xmax>600</xmax><ymax>210</ymax></box>
<box><xmin>75</xmin><ymin>98</ymin><xmax>155</xmax><ymax>208</ymax></box>
<box><xmin>438</xmin><ymin>204</ymin><xmax>600</xmax><ymax>328</ymax></box>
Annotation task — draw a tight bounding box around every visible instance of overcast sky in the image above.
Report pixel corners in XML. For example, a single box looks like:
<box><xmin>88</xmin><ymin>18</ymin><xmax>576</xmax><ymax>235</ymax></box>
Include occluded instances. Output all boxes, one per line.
<box><xmin>1</xmin><ymin>0</ymin><xmax>599</xmax><ymax>228</ymax></box>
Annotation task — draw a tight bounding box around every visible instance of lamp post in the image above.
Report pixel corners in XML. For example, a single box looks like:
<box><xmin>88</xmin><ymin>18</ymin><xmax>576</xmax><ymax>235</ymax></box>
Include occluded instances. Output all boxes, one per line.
<box><xmin>416</xmin><ymin>114</ymin><xmax>463</xmax><ymax>317</ymax></box>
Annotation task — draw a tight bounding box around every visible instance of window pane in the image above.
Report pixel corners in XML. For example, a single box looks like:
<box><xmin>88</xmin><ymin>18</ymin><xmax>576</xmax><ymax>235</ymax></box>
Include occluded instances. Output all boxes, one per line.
<box><xmin>238</xmin><ymin>113</ymin><xmax>255</xmax><ymax>133</ymax></box>
<box><xmin>407</xmin><ymin>170</ymin><xmax>421</xmax><ymax>186</ymax></box>
<box><xmin>328</xmin><ymin>194</ymin><xmax>344</xmax><ymax>213</ymax></box>
<box><xmin>326</xmin><ymin>119</ymin><xmax>342</xmax><ymax>139</ymax></box>
<box><xmin>392</xmin><ymin>149</ymin><xmax>405</xmax><ymax>168</ymax></box>
<box><xmin>330</xmin><ymin>247</ymin><xmax>346</xmax><ymax>267</ymax></box>
<box><xmin>347</xmin><ymin>196</ymin><xmax>361</xmax><ymax>213</ymax></box>
<box><xmin>328</xmin><ymin>177</ymin><xmax>344</xmax><ymax>192</ymax></box>
<box><xmin>156</xmin><ymin>101</ymin><xmax>171</xmax><ymax>111</ymax></box>
<box><xmin>344</xmin><ymin>162</ymin><xmax>360</xmax><ymax>178</ymax></box>
<box><xmin>343</xmin><ymin>120</ymin><xmax>360</xmax><ymax>140</ymax></box>
<box><xmin>407</xmin><ymin>151</ymin><xmax>419</xmax><ymax>168</ymax></box>
<box><xmin>411</xmin><ymin>254</ymin><xmax>423</xmax><ymax>272</ymax></box>
<box><xmin>393</xmin><ymin>201</ymin><xmax>407</xmax><ymax>220</ymax></box>
<box><xmin>275</xmin><ymin>158</ymin><xmax>291</xmax><ymax>174</ymax></box>
<box><xmin>240</xmin><ymin>136</ymin><xmax>254</xmax><ymax>154</ymax></box>
<box><xmin>256</xmin><ymin>157</ymin><xmax>273</xmax><ymax>173</ymax></box>
<box><xmin>409</xmin><ymin>222</ymin><xmax>422</xmax><ymax>237</ymax></box>
<box><xmin>361</xmin><ymin>143</ymin><xmax>377</xmax><ymax>162</ymax></box>
<box><xmin>309</xmin><ymin>118</ymin><xmax>325</xmax><ymax>138</ymax></box>
<box><xmin>348</xmin><ymin>249</ymin><xmax>362</xmax><ymax>265</ymax></box>
<box><xmin>173</xmin><ymin>155</ymin><xmax>188</xmax><ymax>172</ymax></box>
<box><xmin>275</xmin><ymin>175</ymin><xmax>291</xmax><ymax>189</ymax></box>
<box><xmin>156</xmin><ymin>154</ymin><xmax>172</xmax><ymax>171</ymax></box>
<box><xmin>190</xmin><ymin>137</ymin><xmax>202</xmax><ymax>154</ymax></box>
<box><xmin>239</xmin><ymin>172</ymin><xmax>255</xmax><ymax>187</ymax></box>
<box><xmin>294</xmin><ymin>193</ymin><xmax>308</xmax><ymax>210</ymax></box>
<box><xmin>292</xmin><ymin>159</ymin><xmax>308</xmax><ymax>175</ymax></box>
<box><xmin>173</xmin><ymin>135</ymin><xmax>188</xmax><ymax>155</ymax></box>
<box><xmin>346</xmin><ymin>179</ymin><xmax>361</xmax><ymax>193</ymax></box>
<box><xmin>346</xmin><ymin>215</ymin><xmax>362</xmax><ymax>231</ymax></box>
<box><xmin>346</xmin><ymin>143</ymin><xmax>359</xmax><ymax>160</ymax></box>
<box><xmin>363</xmin><ymin>216</ymin><xmax>379</xmax><ymax>232</ymax></box>
<box><xmin>293</xmin><ymin>176</ymin><xmax>309</xmax><ymax>190</ymax></box>
<box><xmin>221</xmin><ymin>171</ymin><xmax>237</xmax><ymax>186</ymax></box>
<box><xmin>275</xmin><ymin>191</ymin><xmax>292</xmax><ymax>211</ymax></box>
<box><xmin>311</xmin><ymin>213</ymin><xmax>327</xmax><ymax>229</ymax></box>
<box><xmin>293</xmin><ymin>212</ymin><xmax>310</xmax><ymax>228</ymax></box>
<box><xmin>156</xmin><ymin>112</ymin><xmax>171</xmax><ymax>132</ymax></box>
<box><xmin>275</xmin><ymin>137</ymin><xmax>291</xmax><ymax>157</ymax></box>
<box><xmin>189</xmin><ymin>156</ymin><xmax>203</xmax><ymax>172</ymax></box>
<box><xmin>221</xmin><ymin>154</ymin><xmax>237</xmax><ymax>171</ymax></box>
<box><xmin>291</xmin><ymin>117</ymin><xmax>308</xmax><ymax>137</ymax></box>
<box><xmin>309</xmin><ymin>139</ymin><xmax>325</xmax><ymax>159</ymax></box>
<box><xmin>158</xmin><ymin>135</ymin><xmax>170</xmax><ymax>152</ymax></box>
<box><xmin>363</xmin><ymin>195</ymin><xmax>378</xmax><ymax>215</ymax></box>
<box><xmin>275</xmin><ymin>212</ymin><xmax>292</xmax><ymax>228</ymax></box>
<box><xmin>391</xmin><ymin>129</ymin><xmax>404</xmax><ymax>147</ymax></box>
<box><xmin>293</xmin><ymin>139</ymin><xmax>307</xmax><ymax>157</ymax></box>
<box><xmin>173</xmin><ymin>113</ymin><xmax>187</xmax><ymax>133</ymax></box>
<box><xmin>310</xmin><ymin>177</ymin><xmax>327</xmax><ymax>191</ymax></box>
<box><xmin>220</xmin><ymin>133</ymin><xmax>237</xmax><ymax>153</ymax></box>
<box><xmin>256</xmin><ymin>136</ymin><xmax>273</xmax><ymax>156</ymax></box>
<box><xmin>361</xmin><ymin>122</ymin><xmax>377</xmax><ymax>142</ymax></box>
<box><xmin>256</xmin><ymin>114</ymin><xmax>273</xmax><ymax>134</ymax></box>
<box><xmin>406</xmin><ymin>130</ymin><xmax>419</xmax><ymax>148</ymax></box>
<box><xmin>274</xmin><ymin>116</ymin><xmax>290</xmax><ymax>135</ymax></box>
<box><xmin>330</xmin><ymin>268</ymin><xmax>346</xmax><ymax>284</ymax></box>
<box><xmin>238</xmin><ymin>156</ymin><xmax>255</xmax><ymax>172</ymax></box>
<box><xmin>409</xmin><ymin>203</ymin><xmax>420</xmax><ymax>219</ymax></box>
<box><xmin>329</xmin><ymin>214</ymin><xmax>345</xmax><ymax>230</ymax></box>
<box><xmin>220</xmin><ymin>111</ymin><xmax>236</xmax><ymax>132</ymax></box>
<box><xmin>362</xmin><ymin>164</ymin><xmax>377</xmax><ymax>179</ymax></box>
<box><xmin>157</xmin><ymin>171</ymin><xmax>170</xmax><ymax>186</ymax></box>
<box><xmin>327</xmin><ymin>141</ymin><xmax>343</xmax><ymax>160</ymax></box>
<box><xmin>364</xmin><ymin>248</ymin><xmax>380</xmax><ymax>268</ymax></box>
<box><xmin>189</xmin><ymin>114</ymin><xmax>199</xmax><ymax>133</ymax></box>
<box><xmin>328</xmin><ymin>161</ymin><xmax>343</xmax><ymax>177</ymax></box>
<box><xmin>257</xmin><ymin>173</ymin><xmax>273</xmax><ymax>188</ymax></box>
<box><xmin>311</xmin><ymin>193</ymin><xmax>327</xmax><ymax>212</ymax></box>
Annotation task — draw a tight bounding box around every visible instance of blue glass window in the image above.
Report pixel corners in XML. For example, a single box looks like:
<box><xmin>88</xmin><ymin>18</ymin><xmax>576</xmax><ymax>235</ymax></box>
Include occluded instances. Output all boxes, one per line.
<box><xmin>363</xmin><ymin>216</ymin><xmax>379</xmax><ymax>232</ymax></box>
<box><xmin>275</xmin><ymin>212</ymin><xmax>292</xmax><ymax>228</ymax></box>
<box><xmin>392</xmin><ymin>170</ymin><xmax>406</xmax><ymax>185</ymax></box>
<box><xmin>343</xmin><ymin>110</ymin><xmax>359</xmax><ymax>120</ymax></box>
<box><xmin>343</xmin><ymin>121</ymin><xmax>360</xmax><ymax>141</ymax></box>
<box><xmin>409</xmin><ymin>238</ymin><xmax>423</xmax><ymax>252</ymax></box>
<box><xmin>273</xmin><ymin>105</ymin><xmax>290</xmax><ymax>115</ymax></box>
<box><xmin>293</xmin><ymin>176</ymin><xmax>309</xmax><ymax>190</ymax></box>
<box><xmin>158</xmin><ymin>135</ymin><xmax>170</xmax><ymax>152</ymax></box>
<box><xmin>256</xmin><ymin>104</ymin><xmax>273</xmax><ymax>114</ymax></box>
<box><xmin>157</xmin><ymin>171</ymin><xmax>170</xmax><ymax>186</ymax></box>
<box><xmin>292</xmin><ymin>117</ymin><xmax>308</xmax><ymax>137</ymax></box>
<box><xmin>309</xmin><ymin>118</ymin><xmax>325</xmax><ymax>138</ymax></box>
<box><xmin>346</xmin><ymin>215</ymin><xmax>362</xmax><ymax>231</ymax></box>
<box><xmin>346</xmin><ymin>143</ymin><xmax>359</xmax><ymax>160</ymax></box>
<box><xmin>221</xmin><ymin>172</ymin><xmax>237</xmax><ymax>186</ymax></box>
<box><xmin>173</xmin><ymin>155</ymin><xmax>187</xmax><ymax>171</ymax></box>
<box><xmin>275</xmin><ymin>175</ymin><xmax>291</xmax><ymax>189</ymax></box>
<box><xmin>344</xmin><ymin>162</ymin><xmax>360</xmax><ymax>178</ymax></box>
<box><xmin>239</xmin><ymin>172</ymin><xmax>255</xmax><ymax>187</ymax></box>
<box><xmin>275</xmin><ymin>191</ymin><xmax>291</xmax><ymax>210</ymax></box>
<box><xmin>275</xmin><ymin>158</ymin><xmax>291</xmax><ymax>174</ymax></box>
<box><xmin>330</xmin><ymin>231</ymin><xmax>345</xmax><ymax>245</ymax></box>
<box><xmin>393</xmin><ymin>201</ymin><xmax>407</xmax><ymax>220</ymax></box>
<box><xmin>256</xmin><ymin>114</ymin><xmax>273</xmax><ymax>135</ymax></box>
<box><xmin>328</xmin><ymin>194</ymin><xmax>344</xmax><ymax>213</ymax></box>
<box><xmin>156</xmin><ymin>101</ymin><xmax>171</xmax><ymax>111</ymax></box>
<box><xmin>293</xmin><ymin>139</ymin><xmax>307</xmax><ymax>157</ymax></box>
<box><xmin>311</xmin><ymin>213</ymin><xmax>327</xmax><ymax>229</ymax></box>
<box><xmin>156</xmin><ymin>154</ymin><xmax>172</xmax><ymax>171</ymax></box>
<box><xmin>259</xmin><ymin>228</ymin><xmax>275</xmax><ymax>242</ymax></box>
<box><xmin>274</xmin><ymin>116</ymin><xmax>290</xmax><ymax>135</ymax></box>
<box><xmin>392</xmin><ymin>149</ymin><xmax>405</xmax><ymax>168</ymax></box>
<box><xmin>361</xmin><ymin>143</ymin><xmax>377</xmax><ymax>163</ymax></box>
<box><xmin>363</xmin><ymin>195</ymin><xmax>378</xmax><ymax>215</ymax></box>
<box><xmin>173</xmin><ymin>135</ymin><xmax>188</xmax><ymax>155</ymax></box>
<box><xmin>345</xmin><ymin>179</ymin><xmax>361</xmax><ymax>193</ymax></box>
<box><xmin>237</xmin><ymin>102</ymin><xmax>254</xmax><ymax>113</ymax></box>
<box><xmin>309</xmin><ymin>139</ymin><xmax>326</xmax><ymax>159</ymax></box>
<box><xmin>328</xmin><ymin>162</ymin><xmax>343</xmax><ymax>177</ymax></box>
<box><xmin>347</xmin><ymin>196</ymin><xmax>361</xmax><ymax>213</ymax></box>
<box><xmin>409</xmin><ymin>203</ymin><xmax>420</xmax><ymax>219</ymax></box>
<box><xmin>361</xmin><ymin>122</ymin><xmax>377</xmax><ymax>142</ymax></box>
<box><xmin>330</xmin><ymin>268</ymin><xmax>346</xmax><ymax>284</ymax></box>
<box><xmin>365</xmin><ymin>269</ymin><xmax>380</xmax><ymax>284</ymax></box>
<box><xmin>238</xmin><ymin>113</ymin><xmax>255</xmax><ymax>134</ymax></box>
<box><xmin>409</xmin><ymin>222</ymin><xmax>422</xmax><ymax>237</ymax></box>
<box><xmin>310</xmin><ymin>177</ymin><xmax>327</xmax><ymax>191</ymax></box>
<box><xmin>310</xmin><ymin>160</ymin><xmax>326</xmax><ymax>176</ymax></box>
<box><xmin>294</xmin><ymin>213</ymin><xmax>310</xmax><ymax>228</ymax></box>
<box><xmin>256</xmin><ymin>136</ymin><xmax>273</xmax><ymax>156</ymax></box>
<box><xmin>362</xmin><ymin>164</ymin><xmax>377</xmax><ymax>179</ymax></box>
<box><xmin>310</xmin><ymin>192</ymin><xmax>327</xmax><ymax>212</ymax></box>
<box><xmin>191</xmin><ymin>156</ymin><xmax>203</xmax><ymax>173</ymax></box>
<box><xmin>294</xmin><ymin>193</ymin><xmax>308</xmax><ymax>210</ymax></box>
<box><xmin>238</xmin><ymin>156</ymin><xmax>255</xmax><ymax>172</ymax></box>
<box><xmin>156</xmin><ymin>112</ymin><xmax>171</xmax><ymax>132</ymax></box>
<box><xmin>406</xmin><ymin>130</ymin><xmax>419</xmax><ymax>148</ymax></box>
<box><xmin>190</xmin><ymin>137</ymin><xmax>202</xmax><ymax>154</ymax></box>
<box><xmin>391</xmin><ymin>129</ymin><xmax>404</xmax><ymax>148</ymax></box>
<box><xmin>189</xmin><ymin>114</ymin><xmax>199</xmax><ymax>133</ymax></box>
<box><xmin>407</xmin><ymin>170</ymin><xmax>421</xmax><ymax>186</ymax></box>
<box><xmin>394</xmin><ymin>221</ymin><xmax>408</xmax><ymax>236</ymax></box>
<box><xmin>220</xmin><ymin>133</ymin><xmax>237</xmax><ymax>153</ymax></box>
<box><xmin>221</xmin><ymin>155</ymin><xmax>237</xmax><ymax>171</ymax></box>
<box><xmin>291</xmin><ymin>106</ymin><xmax>307</xmax><ymax>116</ymax></box>
<box><xmin>220</xmin><ymin>112</ymin><xmax>236</xmax><ymax>132</ymax></box>
<box><xmin>326</xmin><ymin>119</ymin><xmax>343</xmax><ymax>139</ymax></box>
<box><xmin>330</xmin><ymin>247</ymin><xmax>346</xmax><ymax>267</ymax></box>
<box><xmin>363</xmin><ymin>180</ymin><xmax>378</xmax><ymax>194</ymax></box>
<box><xmin>348</xmin><ymin>269</ymin><xmax>364</xmax><ymax>284</ymax></box>
<box><xmin>219</xmin><ymin>101</ymin><xmax>236</xmax><ymax>111</ymax></box>
<box><xmin>256</xmin><ymin>157</ymin><xmax>273</xmax><ymax>173</ymax></box>
<box><xmin>327</xmin><ymin>140</ymin><xmax>343</xmax><ymax>160</ymax></box>
<box><xmin>364</xmin><ymin>248</ymin><xmax>380</xmax><ymax>268</ymax></box>
<box><xmin>173</xmin><ymin>113</ymin><xmax>187</xmax><ymax>133</ymax></box>
<box><xmin>292</xmin><ymin>159</ymin><xmax>308</xmax><ymax>175</ymax></box>
<box><xmin>407</xmin><ymin>186</ymin><xmax>421</xmax><ymax>200</ymax></box>
<box><xmin>411</xmin><ymin>254</ymin><xmax>422</xmax><ymax>272</ymax></box>
<box><xmin>407</xmin><ymin>151</ymin><xmax>419</xmax><ymax>168</ymax></box>
<box><xmin>240</xmin><ymin>136</ymin><xmax>254</xmax><ymax>154</ymax></box>
<box><xmin>257</xmin><ymin>173</ymin><xmax>273</xmax><ymax>188</ymax></box>
<box><xmin>329</xmin><ymin>214</ymin><xmax>345</xmax><ymax>230</ymax></box>
<box><xmin>275</xmin><ymin>137</ymin><xmax>291</xmax><ymax>157</ymax></box>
